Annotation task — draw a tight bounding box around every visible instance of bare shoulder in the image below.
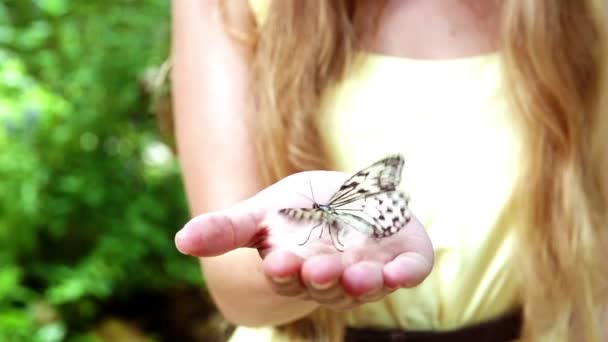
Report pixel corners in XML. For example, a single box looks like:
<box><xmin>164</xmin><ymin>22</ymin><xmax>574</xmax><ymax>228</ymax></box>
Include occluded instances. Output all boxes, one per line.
<box><xmin>171</xmin><ymin>0</ymin><xmax>253</xmax><ymax>34</ymax></box>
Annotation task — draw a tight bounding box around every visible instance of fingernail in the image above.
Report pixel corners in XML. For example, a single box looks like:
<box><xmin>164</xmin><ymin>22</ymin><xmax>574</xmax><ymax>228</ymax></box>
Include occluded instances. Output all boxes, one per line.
<box><xmin>357</xmin><ymin>290</ymin><xmax>383</xmax><ymax>302</ymax></box>
<box><xmin>175</xmin><ymin>228</ymin><xmax>188</xmax><ymax>243</ymax></box>
<box><xmin>385</xmin><ymin>284</ymin><xmax>399</xmax><ymax>291</ymax></box>
<box><xmin>310</xmin><ymin>279</ymin><xmax>337</xmax><ymax>290</ymax></box>
<box><xmin>175</xmin><ymin>224</ymin><xmax>195</xmax><ymax>254</ymax></box>
<box><xmin>271</xmin><ymin>275</ymin><xmax>293</xmax><ymax>284</ymax></box>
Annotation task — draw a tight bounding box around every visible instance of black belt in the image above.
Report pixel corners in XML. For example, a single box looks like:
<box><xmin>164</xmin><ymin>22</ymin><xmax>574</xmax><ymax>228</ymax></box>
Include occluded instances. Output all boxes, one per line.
<box><xmin>345</xmin><ymin>310</ymin><xmax>522</xmax><ymax>342</ymax></box>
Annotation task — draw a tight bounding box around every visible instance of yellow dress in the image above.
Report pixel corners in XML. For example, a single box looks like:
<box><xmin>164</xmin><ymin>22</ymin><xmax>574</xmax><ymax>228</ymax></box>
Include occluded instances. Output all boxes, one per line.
<box><xmin>230</xmin><ymin>1</ymin><xmax>523</xmax><ymax>340</ymax></box>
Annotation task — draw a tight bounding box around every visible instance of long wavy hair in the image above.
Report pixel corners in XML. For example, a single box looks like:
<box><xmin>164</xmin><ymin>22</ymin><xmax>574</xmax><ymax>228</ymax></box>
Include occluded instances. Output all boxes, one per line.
<box><xmin>223</xmin><ymin>1</ymin><xmax>608</xmax><ymax>341</ymax></box>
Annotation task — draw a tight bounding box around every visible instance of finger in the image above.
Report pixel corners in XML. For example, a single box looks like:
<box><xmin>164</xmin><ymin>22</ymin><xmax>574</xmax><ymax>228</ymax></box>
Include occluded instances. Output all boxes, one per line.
<box><xmin>383</xmin><ymin>252</ymin><xmax>433</xmax><ymax>288</ymax></box>
<box><xmin>264</xmin><ymin>250</ymin><xmax>306</xmax><ymax>297</ymax></box>
<box><xmin>175</xmin><ymin>205</ymin><xmax>266</xmax><ymax>257</ymax></box>
<box><xmin>356</xmin><ymin>288</ymin><xmax>387</xmax><ymax>303</ymax></box>
<box><xmin>267</xmin><ymin>276</ymin><xmax>307</xmax><ymax>297</ymax></box>
<box><xmin>300</xmin><ymin>254</ymin><xmax>344</xmax><ymax>304</ymax></box>
<box><xmin>309</xmin><ymin>285</ymin><xmax>345</xmax><ymax>304</ymax></box>
<box><xmin>341</xmin><ymin>261</ymin><xmax>384</xmax><ymax>298</ymax></box>
<box><xmin>301</xmin><ymin>254</ymin><xmax>343</xmax><ymax>288</ymax></box>
<box><xmin>264</xmin><ymin>250</ymin><xmax>304</xmax><ymax>279</ymax></box>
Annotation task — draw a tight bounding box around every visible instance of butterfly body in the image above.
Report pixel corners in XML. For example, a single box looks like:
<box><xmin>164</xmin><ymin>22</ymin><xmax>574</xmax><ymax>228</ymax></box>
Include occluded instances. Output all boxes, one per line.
<box><xmin>279</xmin><ymin>155</ymin><xmax>412</xmax><ymax>250</ymax></box>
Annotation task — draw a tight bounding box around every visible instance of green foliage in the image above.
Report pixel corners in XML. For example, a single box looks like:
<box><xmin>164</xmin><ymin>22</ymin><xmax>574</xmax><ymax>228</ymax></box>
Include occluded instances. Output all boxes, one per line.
<box><xmin>0</xmin><ymin>1</ymin><xmax>202</xmax><ymax>339</ymax></box>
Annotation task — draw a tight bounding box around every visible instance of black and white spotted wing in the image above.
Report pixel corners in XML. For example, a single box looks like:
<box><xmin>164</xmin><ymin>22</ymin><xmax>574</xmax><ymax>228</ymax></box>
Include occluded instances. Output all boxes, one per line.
<box><xmin>327</xmin><ymin>154</ymin><xmax>404</xmax><ymax>206</ymax></box>
<box><xmin>332</xmin><ymin>190</ymin><xmax>411</xmax><ymax>238</ymax></box>
<box><xmin>279</xmin><ymin>154</ymin><xmax>411</xmax><ymax>247</ymax></box>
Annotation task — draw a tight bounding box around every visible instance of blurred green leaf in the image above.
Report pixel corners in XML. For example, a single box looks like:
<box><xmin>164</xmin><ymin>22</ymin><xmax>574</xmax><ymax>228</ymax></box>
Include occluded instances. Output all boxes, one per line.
<box><xmin>0</xmin><ymin>309</ymin><xmax>35</xmax><ymax>341</ymax></box>
<box><xmin>35</xmin><ymin>322</ymin><xmax>66</xmax><ymax>342</ymax></box>
<box><xmin>0</xmin><ymin>0</ymin><xmax>204</xmax><ymax>340</ymax></box>
<box><xmin>15</xmin><ymin>20</ymin><xmax>51</xmax><ymax>50</ymax></box>
<box><xmin>36</xmin><ymin>0</ymin><xmax>68</xmax><ymax>17</ymax></box>
<box><xmin>0</xmin><ymin>266</ymin><xmax>22</xmax><ymax>300</ymax></box>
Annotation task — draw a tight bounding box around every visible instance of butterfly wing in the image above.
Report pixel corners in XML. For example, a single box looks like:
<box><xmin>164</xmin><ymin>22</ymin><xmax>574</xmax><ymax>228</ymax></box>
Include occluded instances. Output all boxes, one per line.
<box><xmin>333</xmin><ymin>190</ymin><xmax>411</xmax><ymax>238</ymax></box>
<box><xmin>278</xmin><ymin>154</ymin><xmax>410</xmax><ymax>247</ymax></box>
<box><xmin>328</xmin><ymin>154</ymin><xmax>404</xmax><ymax>207</ymax></box>
<box><xmin>366</xmin><ymin>190</ymin><xmax>411</xmax><ymax>238</ymax></box>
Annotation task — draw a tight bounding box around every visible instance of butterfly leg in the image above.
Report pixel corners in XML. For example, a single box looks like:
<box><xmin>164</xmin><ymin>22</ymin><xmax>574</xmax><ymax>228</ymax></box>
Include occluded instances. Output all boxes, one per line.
<box><xmin>299</xmin><ymin>221</ymin><xmax>324</xmax><ymax>246</ymax></box>
<box><xmin>327</xmin><ymin>221</ymin><xmax>344</xmax><ymax>252</ymax></box>
<box><xmin>333</xmin><ymin>222</ymin><xmax>345</xmax><ymax>247</ymax></box>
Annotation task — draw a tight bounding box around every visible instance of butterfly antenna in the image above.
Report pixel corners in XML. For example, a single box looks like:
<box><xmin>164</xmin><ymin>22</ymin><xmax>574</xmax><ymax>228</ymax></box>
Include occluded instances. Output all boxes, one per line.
<box><xmin>294</xmin><ymin>191</ymin><xmax>314</xmax><ymax>204</ymax></box>
<box><xmin>308</xmin><ymin>178</ymin><xmax>317</xmax><ymax>204</ymax></box>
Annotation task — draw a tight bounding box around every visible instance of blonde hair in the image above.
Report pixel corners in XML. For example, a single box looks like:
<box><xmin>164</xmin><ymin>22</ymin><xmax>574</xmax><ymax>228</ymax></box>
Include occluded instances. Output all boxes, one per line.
<box><xmin>502</xmin><ymin>1</ymin><xmax>608</xmax><ymax>340</ymax></box>
<box><xmin>228</xmin><ymin>0</ymin><xmax>608</xmax><ymax>340</ymax></box>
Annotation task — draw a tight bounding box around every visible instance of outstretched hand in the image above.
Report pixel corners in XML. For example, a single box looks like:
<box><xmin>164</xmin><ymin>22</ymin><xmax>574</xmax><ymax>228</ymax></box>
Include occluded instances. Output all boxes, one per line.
<box><xmin>175</xmin><ymin>171</ymin><xmax>434</xmax><ymax>311</ymax></box>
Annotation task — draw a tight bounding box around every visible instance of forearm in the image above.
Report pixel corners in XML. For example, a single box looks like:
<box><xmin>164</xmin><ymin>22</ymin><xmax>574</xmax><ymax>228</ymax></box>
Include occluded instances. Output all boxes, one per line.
<box><xmin>201</xmin><ymin>250</ymin><xmax>318</xmax><ymax>326</ymax></box>
<box><xmin>171</xmin><ymin>0</ymin><xmax>318</xmax><ymax>326</ymax></box>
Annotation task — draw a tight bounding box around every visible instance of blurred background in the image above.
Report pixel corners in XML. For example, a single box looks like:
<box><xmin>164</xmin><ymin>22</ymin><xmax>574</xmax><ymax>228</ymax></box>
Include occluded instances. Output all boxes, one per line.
<box><xmin>1</xmin><ymin>1</ymin><xmax>227</xmax><ymax>341</ymax></box>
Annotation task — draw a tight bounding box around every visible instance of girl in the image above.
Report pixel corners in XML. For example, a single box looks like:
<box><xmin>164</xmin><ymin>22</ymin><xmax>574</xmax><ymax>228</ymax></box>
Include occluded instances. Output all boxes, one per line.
<box><xmin>171</xmin><ymin>1</ymin><xmax>608</xmax><ymax>341</ymax></box>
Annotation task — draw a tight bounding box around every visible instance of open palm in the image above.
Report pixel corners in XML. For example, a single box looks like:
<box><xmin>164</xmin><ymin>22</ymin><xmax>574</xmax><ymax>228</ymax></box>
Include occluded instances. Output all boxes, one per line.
<box><xmin>175</xmin><ymin>170</ymin><xmax>434</xmax><ymax>310</ymax></box>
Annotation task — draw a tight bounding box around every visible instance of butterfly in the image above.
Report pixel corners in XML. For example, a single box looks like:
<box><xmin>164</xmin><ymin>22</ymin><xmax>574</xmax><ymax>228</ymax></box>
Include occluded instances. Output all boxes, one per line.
<box><xmin>279</xmin><ymin>154</ymin><xmax>412</xmax><ymax>251</ymax></box>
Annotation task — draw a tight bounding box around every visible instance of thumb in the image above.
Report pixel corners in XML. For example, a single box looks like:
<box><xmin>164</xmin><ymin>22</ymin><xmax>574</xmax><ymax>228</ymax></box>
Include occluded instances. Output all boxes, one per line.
<box><xmin>175</xmin><ymin>205</ymin><xmax>266</xmax><ymax>257</ymax></box>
